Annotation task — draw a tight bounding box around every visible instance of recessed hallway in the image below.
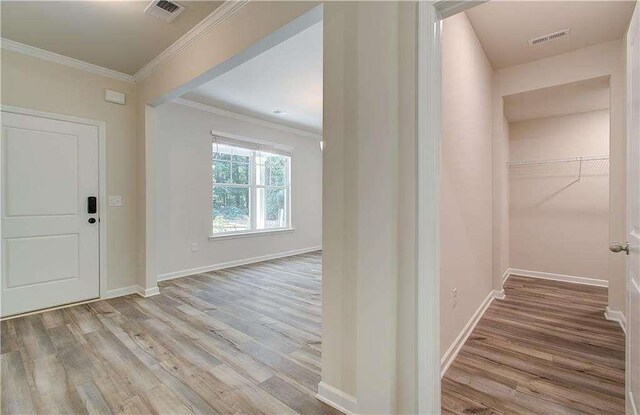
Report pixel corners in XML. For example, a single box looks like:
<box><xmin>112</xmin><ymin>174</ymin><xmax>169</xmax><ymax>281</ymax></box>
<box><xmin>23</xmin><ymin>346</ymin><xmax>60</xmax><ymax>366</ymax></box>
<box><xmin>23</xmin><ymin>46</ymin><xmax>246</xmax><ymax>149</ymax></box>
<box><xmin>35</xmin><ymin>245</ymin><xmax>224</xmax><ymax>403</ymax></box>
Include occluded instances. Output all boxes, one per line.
<box><xmin>442</xmin><ymin>276</ymin><xmax>626</xmax><ymax>415</ymax></box>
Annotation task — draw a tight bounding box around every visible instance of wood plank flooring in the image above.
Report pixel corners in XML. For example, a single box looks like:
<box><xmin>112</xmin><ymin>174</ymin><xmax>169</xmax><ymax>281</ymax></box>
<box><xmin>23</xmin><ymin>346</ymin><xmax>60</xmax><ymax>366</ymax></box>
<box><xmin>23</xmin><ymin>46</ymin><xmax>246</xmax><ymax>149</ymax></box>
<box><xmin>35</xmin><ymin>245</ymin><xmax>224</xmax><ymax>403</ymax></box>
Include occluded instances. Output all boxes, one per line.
<box><xmin>1</xmin><ymin>251</ymin><xmax>340</xmax><ymax>415</ymax></box>
<box><xmin>442</xmin><ymin>275</ymin><xmax>626</xmax><ymax>415</ymax></box>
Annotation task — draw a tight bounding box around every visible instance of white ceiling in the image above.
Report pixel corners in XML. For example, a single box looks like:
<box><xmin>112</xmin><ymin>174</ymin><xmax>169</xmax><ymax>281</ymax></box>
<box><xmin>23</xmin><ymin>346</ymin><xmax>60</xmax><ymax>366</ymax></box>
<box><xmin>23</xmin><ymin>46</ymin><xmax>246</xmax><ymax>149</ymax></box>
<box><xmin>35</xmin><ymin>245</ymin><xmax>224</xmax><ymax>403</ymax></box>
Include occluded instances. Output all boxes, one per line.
<box><xmin>504</xmin><ymin>76</ymin><xmax>610</xmax><ymax>123</ymax></box>
<box><xmin>465</xmin><ymin>1</ymin><xmax>636</xmax><ymax>70</ymax></box>
<box><xmin>183</xmin><ymin>21</ymin><xmax>323</xmax><ymax>134</ymax></box>
<box><xmin>0</xmin><ymin>1</ymin><xmax>223</xmax><ymax>75</ymax></box>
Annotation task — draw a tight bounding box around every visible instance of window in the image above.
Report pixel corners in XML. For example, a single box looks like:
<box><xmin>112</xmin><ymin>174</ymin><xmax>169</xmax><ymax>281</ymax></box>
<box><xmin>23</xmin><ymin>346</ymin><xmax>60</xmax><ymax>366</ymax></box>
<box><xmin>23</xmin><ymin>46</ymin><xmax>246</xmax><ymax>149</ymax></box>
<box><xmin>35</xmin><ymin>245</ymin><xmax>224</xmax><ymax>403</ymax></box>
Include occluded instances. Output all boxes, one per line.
<box><xmin>212</xmin><ymin>135</ymin><xmax>291</xmax><ymax>235</ymax></box>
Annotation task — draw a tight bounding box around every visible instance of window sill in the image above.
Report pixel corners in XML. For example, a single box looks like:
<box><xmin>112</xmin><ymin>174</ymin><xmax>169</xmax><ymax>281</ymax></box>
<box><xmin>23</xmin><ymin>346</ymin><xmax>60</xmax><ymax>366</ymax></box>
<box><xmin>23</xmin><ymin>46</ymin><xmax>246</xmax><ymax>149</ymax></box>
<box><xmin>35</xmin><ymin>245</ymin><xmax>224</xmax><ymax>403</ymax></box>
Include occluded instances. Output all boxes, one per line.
<box><xmin>208</xmin><ymin>227</ymin><xmax>294</xmax><ymax>241</ymax></box>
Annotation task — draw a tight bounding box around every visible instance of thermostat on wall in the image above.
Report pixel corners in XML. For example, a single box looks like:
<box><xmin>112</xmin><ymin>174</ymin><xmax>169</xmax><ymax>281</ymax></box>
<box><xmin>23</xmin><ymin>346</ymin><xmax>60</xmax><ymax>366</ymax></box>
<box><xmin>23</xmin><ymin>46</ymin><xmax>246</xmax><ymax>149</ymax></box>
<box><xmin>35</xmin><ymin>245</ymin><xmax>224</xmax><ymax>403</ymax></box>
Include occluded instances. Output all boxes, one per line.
<box><xmin>104</xmin><ymin>89</ymin><xmax>126</xmax><ymax>105</ymax></box>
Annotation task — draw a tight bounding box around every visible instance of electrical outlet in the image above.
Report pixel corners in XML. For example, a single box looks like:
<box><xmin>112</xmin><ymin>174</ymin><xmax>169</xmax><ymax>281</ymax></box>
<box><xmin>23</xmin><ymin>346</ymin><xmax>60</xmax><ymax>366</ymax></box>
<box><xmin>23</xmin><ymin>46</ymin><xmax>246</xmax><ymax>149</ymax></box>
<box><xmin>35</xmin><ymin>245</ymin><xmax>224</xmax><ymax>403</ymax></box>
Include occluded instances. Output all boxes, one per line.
<box><xmin>191</xmin><ymin>242</ymin><xmax>199</xmax><ymax>253</ymax></box>
<box><xmin>452</xmin><ymin>288</ymin><xmax>458</xmax><ymax>308</ymax></box>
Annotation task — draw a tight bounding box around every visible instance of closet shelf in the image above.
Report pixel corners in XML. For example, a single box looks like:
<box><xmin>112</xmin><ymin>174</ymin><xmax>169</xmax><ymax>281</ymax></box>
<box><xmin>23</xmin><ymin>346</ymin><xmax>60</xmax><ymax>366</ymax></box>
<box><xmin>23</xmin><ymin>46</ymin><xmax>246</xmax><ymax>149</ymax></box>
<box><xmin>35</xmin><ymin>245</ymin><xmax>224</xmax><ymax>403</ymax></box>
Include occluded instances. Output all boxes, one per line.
<box><xmin>508</xmin><ymin>154</ymin><xmax>609</xmax><ymax>181</ymax></box>
<box><xmin>507</xmin><ymin>155</ymin><xmax>609</xmax><ymax>166</ymax></box>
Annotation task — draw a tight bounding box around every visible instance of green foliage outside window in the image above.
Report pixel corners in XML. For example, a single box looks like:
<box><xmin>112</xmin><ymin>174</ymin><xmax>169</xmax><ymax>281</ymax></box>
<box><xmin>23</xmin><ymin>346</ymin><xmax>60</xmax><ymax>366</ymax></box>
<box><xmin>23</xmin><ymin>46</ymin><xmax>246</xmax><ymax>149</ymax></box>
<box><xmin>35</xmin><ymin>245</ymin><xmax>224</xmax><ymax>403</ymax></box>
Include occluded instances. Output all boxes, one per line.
<box><xmin>212</xmin><ymin>144</ymin><xmax>289</xmax><ymax>233</ymax></box>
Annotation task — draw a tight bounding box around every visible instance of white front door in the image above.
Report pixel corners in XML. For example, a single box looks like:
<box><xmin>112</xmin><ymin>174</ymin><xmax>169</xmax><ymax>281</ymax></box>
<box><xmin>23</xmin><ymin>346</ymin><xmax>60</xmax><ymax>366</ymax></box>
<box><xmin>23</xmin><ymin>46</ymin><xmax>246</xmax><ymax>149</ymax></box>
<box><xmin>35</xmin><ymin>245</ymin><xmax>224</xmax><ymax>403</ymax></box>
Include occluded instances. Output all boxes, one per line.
<box><xmin>627</xmin><ymin>3</ymin><xmax>640</xmax><ymax>413</ymax></box>
<box><xmin>1</xmin><ymin>110</ymin><xmax>100</xmax><ymax>317</ymax></box>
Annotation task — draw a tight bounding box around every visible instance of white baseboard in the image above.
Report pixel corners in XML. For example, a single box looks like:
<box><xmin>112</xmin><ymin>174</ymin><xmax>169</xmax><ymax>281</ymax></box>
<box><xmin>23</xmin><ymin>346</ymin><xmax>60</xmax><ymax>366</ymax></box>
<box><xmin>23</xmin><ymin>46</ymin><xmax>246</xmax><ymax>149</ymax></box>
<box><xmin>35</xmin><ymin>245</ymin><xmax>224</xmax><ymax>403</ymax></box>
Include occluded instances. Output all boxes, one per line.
<box><xmin>508</xmin><ymin>268</ymin><xmax>608</xmax><ymax>288</ymax></box>
<box><xmin>105</xmin><ymin>285</ymin><xmax>160</xmax><ymax>299</ymax></box>
<box><xmin>605</xmin><ymin>306</ymin><xmax>627</xmax><ymax>333</ymax></box>
<box><xmin>105</xmin><ymin>285</ymin><xmax>140</xmax><ymax>299</ymax></box>
<box><xmin>630</xmin><ymin>391</ymin><xmax>639</xmax><ymax>415</ymax></box>
<box><xmin>629</xmin><ymin>391</ymin><xmax>638</xmax><ymax>415</ymax></box>
<box><xmin>316</xmin><ymin>382</ymin><xmax>357</xmax><ymax>414</ymax></box>
<box><xmin>156</xmin><ymin>246</ymin><xmax>322</xmax><ymax>282</ymax></box>
<box><xmin>493</xmin><ymin>289</ymin><xmax>506</xmax><ymax>300</ymax></box>
<box><xmin>137</xmin><ymin>286</ymin><xmax>160</xmax><ymax>297</ymax></box>
<box><xmin>501</xmin><ymin>268</ymin><xmax>512</xmax><ymax>286</ymax></box>
<box><xmin>440</xmin><ymin>289</ymin><xmax>503</xmax><ymax>377</ymax></box>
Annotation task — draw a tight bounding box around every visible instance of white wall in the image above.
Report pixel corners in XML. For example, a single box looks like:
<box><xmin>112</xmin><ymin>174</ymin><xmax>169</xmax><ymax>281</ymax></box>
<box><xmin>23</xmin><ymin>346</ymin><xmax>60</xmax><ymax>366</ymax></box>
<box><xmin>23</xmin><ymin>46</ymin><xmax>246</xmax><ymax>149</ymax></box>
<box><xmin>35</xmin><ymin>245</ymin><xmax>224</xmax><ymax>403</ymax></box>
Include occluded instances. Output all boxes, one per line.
<box><xmin>440</xmin><ymin>12</ymin><xmax>494</xmax><ymax>357</ymax></box>
<box><xmin>509</xmin><ymin>110</ymin><xmax>610</xmax><ymax>280</ymax></box>
<box><xmin>138</xmin><ymin>1</ymin><xmax>320</xmax><ymax>291</ymax></box>
<box><xmin>155</xmin><ymin>102</ymin><xmax>321</xmax><ymax>277</ymax></box>
<box><xmin>1</xmin><ymin>49</ymin><xmax>139</xmax><ymax>293</ymax></box>
<box><xmin>322</xmin><ymin>2</ymin><xmax>420</xmax><ymax>412</ymax></box>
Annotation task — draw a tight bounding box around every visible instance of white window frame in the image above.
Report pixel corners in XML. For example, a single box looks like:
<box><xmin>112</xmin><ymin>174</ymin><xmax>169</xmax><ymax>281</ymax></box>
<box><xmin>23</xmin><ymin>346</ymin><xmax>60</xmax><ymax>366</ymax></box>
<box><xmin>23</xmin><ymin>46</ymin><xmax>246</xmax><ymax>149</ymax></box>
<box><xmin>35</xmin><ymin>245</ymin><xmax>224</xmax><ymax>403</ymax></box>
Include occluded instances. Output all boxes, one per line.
<box><xmin>210</xmin><ymin>134</ymin><xmax>292</xmax><ymax>239</ymax></box>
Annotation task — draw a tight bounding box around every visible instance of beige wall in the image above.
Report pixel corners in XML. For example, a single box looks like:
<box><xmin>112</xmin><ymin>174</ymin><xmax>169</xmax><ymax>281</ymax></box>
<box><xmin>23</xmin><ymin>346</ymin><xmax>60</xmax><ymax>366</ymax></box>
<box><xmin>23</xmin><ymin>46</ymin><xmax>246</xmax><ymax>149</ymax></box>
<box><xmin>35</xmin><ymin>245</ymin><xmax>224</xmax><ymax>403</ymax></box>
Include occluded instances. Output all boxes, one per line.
<box><xmin>494</xmin><ymin>39</ymin><xmax>627</xmax><ymax>313</ymax></box>
<box><xmin>440</xmin><ymin>12</ymin><xmax>494</xmax><ymax>357</ymax></box>
<box><xmin>509</xmin><ymin>110</ymin><xmax>610</xmax><ymax>280</ymax></box>
<box><xmin>1</xmin><ymin>49</ymin><xmax>139</xmax><ymax>292</ymax></box>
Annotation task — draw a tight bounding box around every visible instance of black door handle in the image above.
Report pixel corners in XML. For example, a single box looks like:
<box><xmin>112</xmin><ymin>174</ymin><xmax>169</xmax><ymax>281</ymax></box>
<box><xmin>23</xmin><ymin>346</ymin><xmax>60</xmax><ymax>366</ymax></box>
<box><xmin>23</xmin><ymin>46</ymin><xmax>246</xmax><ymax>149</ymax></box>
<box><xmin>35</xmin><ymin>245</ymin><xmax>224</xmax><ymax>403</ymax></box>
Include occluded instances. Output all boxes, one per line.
<box><xmin>88</xmin><ymin>197</ymin><xmax>97</xmax><ymax>214</ymax></box>
<box><xmin>88</xmin><ymin>218</ymin><xmax>96</xmax><ymax>224</ymax></box>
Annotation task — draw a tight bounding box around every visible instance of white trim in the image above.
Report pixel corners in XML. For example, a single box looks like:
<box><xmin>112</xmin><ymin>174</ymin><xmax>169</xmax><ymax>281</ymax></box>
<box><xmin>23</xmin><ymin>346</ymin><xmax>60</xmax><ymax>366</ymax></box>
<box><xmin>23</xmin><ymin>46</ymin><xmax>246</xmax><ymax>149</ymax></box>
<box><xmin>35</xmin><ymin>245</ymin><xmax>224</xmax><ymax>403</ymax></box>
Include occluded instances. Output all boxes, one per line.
<box><xmin>157</xmin><ymin>246</ymin><xmax>321</xmax><ymax>282</ymax></box>
<box><xmin>133</xmin><ymin>0</ymin><xmax>250</xmax><ymax>82</ymax></box>
<box><xmin>416</xmin><ymin>2</ymin><xmax>442</xmax><ymax>413</ymax></box>
<box><xmin>509</xmin><ymin>268</ymin><xmax>608</xmax><ymax>287</ymax></box>
<box><xmin>105</xmin><ymin>285</ymin><xmax>140</xmax><ymax>299</ymax></box>
<box><xmin>433</xmin><ymin>0</ymin><xmax>489</xmax><ymax>19</ymax></box>
<box><xmin>440</xmin><ymin>290</ymin><xmax>502</xmax><ymax>377</ymax></box>
<box><xmin>212</xmin><ymin>130</ymin><xmax>294</xmax><ymax>155</ymax></box>
<box><xmin>630</xmin><ymin>391</ymin><xmax>639</xmax><ymax>415</ymax></box>
<box><xmin>605</xmin><ymin>306</ymin><xmax>628</xmax><ymax>333</ymax></box>
<box><xmin>1</xmin><ymin>38</ymin><xmax>135</xmax><ymax>84</ymax></box>
<box><xmin>107</xmin><ymin>284</ymin><xmax>161</xmax><ymax>299</ymax></box>
<box><xmin>173</xmin><ymin>98</ymin><xmax>322</xmax><ymax>139</ymax></box>
<box><xmin>1</xmin><ymin>105</ymin><xmax>109</xmax><ymax>301</ymax></box>
<box><xmin>316</xmin><ymin>381</ymin><xmax>357</xmax><ymax>415</ymax></box>
<box><xmin>501</xmin><ymin>268</ymin><xmax>512</xmax><ymax>286</ymax></box>
<box><xmin>137</xmin><ymin>285</ymin><xmax>160</xmax><ymax>297</ymax></box>
<box><xmin>209</xmin><ymin>228</ymin><xmax>294</xmax><ymax>241</ymax></box>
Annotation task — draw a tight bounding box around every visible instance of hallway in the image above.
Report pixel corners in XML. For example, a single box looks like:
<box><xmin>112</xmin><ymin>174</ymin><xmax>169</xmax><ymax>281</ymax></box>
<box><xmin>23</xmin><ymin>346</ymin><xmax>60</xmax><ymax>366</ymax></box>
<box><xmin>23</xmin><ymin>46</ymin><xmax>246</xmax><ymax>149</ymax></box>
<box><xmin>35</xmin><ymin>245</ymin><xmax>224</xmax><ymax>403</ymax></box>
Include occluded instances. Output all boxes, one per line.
<box><xmin>442</xmin><ymin>276</ymin><xmax>626</xmax><ymax>414</ymax></box>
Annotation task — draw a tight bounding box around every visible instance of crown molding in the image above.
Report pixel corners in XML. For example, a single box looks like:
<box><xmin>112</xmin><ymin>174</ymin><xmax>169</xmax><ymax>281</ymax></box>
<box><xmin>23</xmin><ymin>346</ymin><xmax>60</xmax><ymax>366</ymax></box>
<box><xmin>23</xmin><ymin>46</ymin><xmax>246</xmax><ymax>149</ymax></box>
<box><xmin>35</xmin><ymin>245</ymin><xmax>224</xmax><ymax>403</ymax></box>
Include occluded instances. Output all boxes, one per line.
<box><xmin>172</xmin><ymin>98</ymin><xmax>322</xmax><ymax>140</ymax></box>
<box><xmin>1</xmin><ymin>38</ymin><xmax>135</xmax><ymax>84</ymax></box>
<box><xmin>133</xmin><ymin>0</ymin><xmax>251</xmax><ymax>83</ymax></box>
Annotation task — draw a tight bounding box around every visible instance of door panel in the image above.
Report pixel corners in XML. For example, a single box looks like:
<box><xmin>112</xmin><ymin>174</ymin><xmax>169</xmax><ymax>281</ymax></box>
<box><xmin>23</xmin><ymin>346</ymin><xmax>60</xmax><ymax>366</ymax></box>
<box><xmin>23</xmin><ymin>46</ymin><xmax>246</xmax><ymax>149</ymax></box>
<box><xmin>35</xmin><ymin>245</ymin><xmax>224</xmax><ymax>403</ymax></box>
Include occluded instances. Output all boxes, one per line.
<box><xmin>5</xmin><ymin>235</ymin><xmax>79</xmax><ymax>288</ymax></box>
<box><xmin>5</xmin><ymin>128</ymin><xmax>78</xmax><ymax>216</ymax></box>
<box><xmin>1</xmin><ymin>111</ymin><xmax>99</xmax><ymax>317</ymax></box>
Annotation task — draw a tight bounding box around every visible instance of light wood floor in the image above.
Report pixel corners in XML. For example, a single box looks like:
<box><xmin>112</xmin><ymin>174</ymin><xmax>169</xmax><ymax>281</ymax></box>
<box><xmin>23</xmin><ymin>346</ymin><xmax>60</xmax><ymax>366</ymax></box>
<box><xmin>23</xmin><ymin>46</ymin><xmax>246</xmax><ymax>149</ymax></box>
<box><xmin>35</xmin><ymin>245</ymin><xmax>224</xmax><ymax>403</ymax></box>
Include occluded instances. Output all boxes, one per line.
<box><xmin>1</xmin><ymin>251</ymin><xmax>340</xmax><ymax>415</ymax></box>
<box><xmin>442</xmin><ymin>275</ymin><xmax>626</xmax><ymax>415</ymax></box>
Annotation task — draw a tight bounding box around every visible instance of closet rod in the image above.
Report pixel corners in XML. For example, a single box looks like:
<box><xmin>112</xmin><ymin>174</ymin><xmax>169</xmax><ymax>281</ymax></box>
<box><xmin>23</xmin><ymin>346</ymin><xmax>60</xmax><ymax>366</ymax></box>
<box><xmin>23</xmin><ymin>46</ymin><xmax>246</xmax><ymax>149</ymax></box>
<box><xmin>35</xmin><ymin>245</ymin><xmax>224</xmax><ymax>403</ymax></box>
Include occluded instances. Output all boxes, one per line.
<box><xmin>507</xmin><ymin>154</ymin><xmax>609</xmax><ymax>166</ymax></box>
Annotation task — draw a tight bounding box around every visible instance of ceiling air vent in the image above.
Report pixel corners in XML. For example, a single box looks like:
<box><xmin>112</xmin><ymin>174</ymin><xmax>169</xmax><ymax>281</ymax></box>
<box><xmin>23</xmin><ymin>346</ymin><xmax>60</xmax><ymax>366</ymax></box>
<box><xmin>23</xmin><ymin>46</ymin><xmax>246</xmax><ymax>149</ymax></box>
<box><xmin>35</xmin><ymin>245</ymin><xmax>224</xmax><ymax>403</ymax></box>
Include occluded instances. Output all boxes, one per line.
<box><xmin>144</xmin><ymin>0</ymin><xmax>185</xmax><ymax>23</ymax></box>
<box><xmin>528</xmin><ymin>29</ymin><xmax>571</xmax><ymax>47</ymax></box>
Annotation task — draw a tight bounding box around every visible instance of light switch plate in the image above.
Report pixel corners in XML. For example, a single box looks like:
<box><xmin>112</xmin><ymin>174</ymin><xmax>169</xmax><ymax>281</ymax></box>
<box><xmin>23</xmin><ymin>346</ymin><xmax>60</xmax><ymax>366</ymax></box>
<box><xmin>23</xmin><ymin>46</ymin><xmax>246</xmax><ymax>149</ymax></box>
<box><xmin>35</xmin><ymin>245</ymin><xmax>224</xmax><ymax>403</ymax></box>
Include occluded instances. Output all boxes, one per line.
<box><xmin>108</xmin><ymin>195</ymin><xmax>123</xmax><ymax>207</ymax></box>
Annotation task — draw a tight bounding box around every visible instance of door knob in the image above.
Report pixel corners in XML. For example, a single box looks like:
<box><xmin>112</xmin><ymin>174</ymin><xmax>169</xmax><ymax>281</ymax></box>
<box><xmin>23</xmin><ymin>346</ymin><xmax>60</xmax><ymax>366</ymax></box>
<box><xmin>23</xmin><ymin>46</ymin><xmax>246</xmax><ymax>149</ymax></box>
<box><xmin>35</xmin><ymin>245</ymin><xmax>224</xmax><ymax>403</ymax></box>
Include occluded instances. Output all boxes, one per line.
<box><xmin>609</xmin><ymin>242</ymin><xmax>629</xmax><ymax>255</ymax></box>
<box><xmin>88</xmin><ymin>218</ymin><xmax>96</xmax><ymax>224</ymax></box>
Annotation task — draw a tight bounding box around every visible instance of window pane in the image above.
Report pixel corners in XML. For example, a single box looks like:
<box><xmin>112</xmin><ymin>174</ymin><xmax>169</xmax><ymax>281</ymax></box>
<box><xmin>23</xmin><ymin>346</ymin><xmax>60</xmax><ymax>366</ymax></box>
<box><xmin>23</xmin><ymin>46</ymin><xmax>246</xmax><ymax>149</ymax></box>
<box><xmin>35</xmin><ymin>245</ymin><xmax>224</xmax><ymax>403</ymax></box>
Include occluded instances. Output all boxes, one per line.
<box><xmin>213</xmin><ymin>160</ymin><xmax>231</xmax><ymax>184</ymax></box>
<box><xmin>214</xmin><ymin>144</ymin><xmax>250</xmax><ymax>185</ymax></box>
<box><xmin>212</xmin><ymin>186</ymin><xmax>250</xmax><ymax>233</ymax></box>
<box><xmin>256</xmin><ymin>153</ymin><xmax>288</xmax><ymax>186</ymax></box>
<box><xmin>231</xmin><ymin>161</ymin><xmax>249</xmax><ymax>185</ymax></box>
<box><xmin>256</xmin><ymin>188</ymin><xmax>286</xmax><ymax>230</ymax></box>
<box><xmin>265</xmin><ymin>155</ymin><xmax>287</xmax><ymax>186</ymax></box>
<box><xmin>213</xmin><ymin>143</ymin><xmax>232</xmax><ymax>160</ymax></box>
<box><xmin>232</xmin><ymin>153</ymin><xmax>250</xmax><ymax>163</ymax></box>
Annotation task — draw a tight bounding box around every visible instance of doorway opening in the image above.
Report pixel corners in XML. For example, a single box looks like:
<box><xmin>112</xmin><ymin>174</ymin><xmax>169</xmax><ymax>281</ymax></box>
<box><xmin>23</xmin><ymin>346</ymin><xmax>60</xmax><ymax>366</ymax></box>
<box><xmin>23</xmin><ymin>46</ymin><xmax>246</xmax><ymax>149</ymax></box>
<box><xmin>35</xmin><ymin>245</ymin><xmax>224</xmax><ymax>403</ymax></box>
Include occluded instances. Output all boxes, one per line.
<box><xmin>426</xmin><ymin>1</ymin><xmax>636</xmax><ymax>413</ymax></box>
